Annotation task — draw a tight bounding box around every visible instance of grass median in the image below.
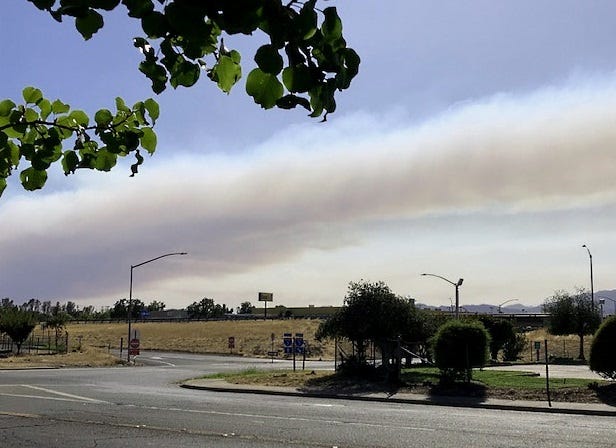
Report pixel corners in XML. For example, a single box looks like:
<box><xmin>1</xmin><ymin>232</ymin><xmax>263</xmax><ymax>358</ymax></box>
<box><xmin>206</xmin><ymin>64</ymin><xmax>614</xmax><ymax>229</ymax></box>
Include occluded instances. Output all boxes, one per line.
<box><xmin>199</xmin><ymin>366</ymin><xmax>616</xmax><ymax>404</ymax></box>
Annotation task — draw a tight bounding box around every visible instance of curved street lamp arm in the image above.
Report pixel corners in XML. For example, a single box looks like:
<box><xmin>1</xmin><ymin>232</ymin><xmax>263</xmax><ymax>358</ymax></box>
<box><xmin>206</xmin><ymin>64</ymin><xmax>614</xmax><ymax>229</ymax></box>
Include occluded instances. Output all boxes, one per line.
<box><xmin>132</xmin><ymin>252</ymin><xmax>188</xmax><ymax>269</ymax></box>
<box><xmin>421</xmin><ymin>273</ymin><xmax>456</xmax><ymax>286</ymax></box>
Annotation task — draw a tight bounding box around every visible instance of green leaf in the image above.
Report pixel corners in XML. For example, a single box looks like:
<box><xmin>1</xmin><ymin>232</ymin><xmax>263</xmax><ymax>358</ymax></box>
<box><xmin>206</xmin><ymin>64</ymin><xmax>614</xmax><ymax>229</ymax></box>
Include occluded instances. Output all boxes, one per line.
<box><xmin>51</xmin><ymin>99</ymin><xmax>70</xmax><ymax>114</ymax></box>
<box><xmin>245</xmin><ymin>68</ymin><xmax>284</xmax><ymax>109</ymax></box>
<box><xmin>93</xmin><ymin>150</ymin><xmax>117</xmax><ymax>171</ymax></box>
<box><xmin>24</xmin><ymin>108</ymin><xmax>39</xmax><ymax>123</ymax></box>
<box><xmin>62</xmin><ymin>150</ymin><xmax>80</xmax><ymax>174</ymax></box>
<box><xmin>282</xmin><ymin>65</ymin><xmax>314</xmax><ymax>93</ymax></box>
<box><xmin>38</xmin><ymin>98</ymin><xmax>52</xmax><ymax>120</ymax></box>
<box><xmin>0</xmin><ymin>178</ymin><xmax>5</xmax><ymax>197</ymax></box>
<box><xmin>254</xmin><ymin>45</ymin><xmax>283</xmax><ymax>75</ymax></box>
<box><xmin>144</xmin><ymin>98</ymin><xmax>159</xmax><ymax>122</ymax></box>
<box><xmin>170</xmin><ymin>60</ymin><xmax>200</xmax><ymax>88</ymax></box>
<box><xmin>140</xmin><ymin>127</ymin><xmax>156</xmax><ymax>154</ymax></box>
<box><xmin>75</xmin><ymin>9</ymin><xmax>104</xmax><ymax>40</ymax></box>
<box><xmin>23</xmin><ymin>87</ymin><xmax>43</xmax><ymax>105</ymax></box>
<box><xmin>296</xmin><ymin>1</ymin><xmax>318</xmax><ymax>40</ymax></box>
<box><xmin>28</xmin><ymin>0</ymin><xmax>56</xmax><ymax>10</ymax></box>
<box><xmin>211</xmin><ymin>52</ymin><xmax>242</xmax><ymax>93</ymax></box>
<box><xmin>55</xmin><ymin>116</ymin><xmax>76</xmax><ymax>138</ymax></box>
<box><xmin>94</xmin><ymin>109</ymin><xmax>113</xmax><ymax>127</ymax></box>
<box><xmin>322</xmin><ymin>7</ymin><xmax>343</xmax><ymax>43</ymax></box>
<box><xmin>141</xmin><ymin>11</ymin><xmax>168</xmax><ymax>38</ymax></box>
<box><xmin>336</xmin><ymin>48</ymin><xmax>361</xmax><ymax>90</ymax></box>
<box><xmin>0</xmin><ymin>100</ymin><xmax>16</xmax><ymax>117</ymax></box>
<box><xmin>276</xmin><ymin>94</ymin><xmax>311</xmax><ymax>111</ymax></box>
<box><xmin>123</xmin><ymin>0</ymin><xmax>154</xmax><ymax>18</ymax></box>
<box><xmin>20</xmin><ymin>167</ymin><xmax>48</xmax><ymax>191</ymax></box>
<box><xmin>69</xmin><ymin>110</ymin><xmax>89</xmax><ymax>126</ymax></box>
<box><xmin>115</xmin><ymin>97</ymin><xmax>130</xmax><ymax>112</ymax></box>
<box><xmin>139</xmin><ymin>61</ymin><xmax>168</xmax><ymax>94</ymax></box>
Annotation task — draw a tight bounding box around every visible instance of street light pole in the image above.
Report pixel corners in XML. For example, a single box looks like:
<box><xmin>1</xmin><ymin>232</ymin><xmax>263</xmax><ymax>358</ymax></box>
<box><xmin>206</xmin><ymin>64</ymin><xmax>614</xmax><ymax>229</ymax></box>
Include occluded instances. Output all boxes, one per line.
<box><xmin>127</xmin><ymin>251</ymin><xmax>187</xmax><ymax>362</ymax></box>
<box><xmin>497</xmin><ymin>299</ymin><xmax>519</xmax><ymax>314</ymax></box>
<box><xmin>582</xmin><ymin>244</ymin><xmax>594</xmax><ymax>313</ymax></box>
<box><xmin>421</xmin><ymin>273</ymin><xmax>464</xmax><ymax>319</ymax></box>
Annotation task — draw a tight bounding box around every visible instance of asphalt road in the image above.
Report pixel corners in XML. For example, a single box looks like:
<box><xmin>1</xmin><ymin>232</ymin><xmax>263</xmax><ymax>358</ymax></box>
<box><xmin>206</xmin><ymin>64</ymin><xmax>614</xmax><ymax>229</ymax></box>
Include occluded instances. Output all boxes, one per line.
<box><xmin>0</xmin><ymin>353</ymin><xmax>614</xmax><ymax>447</ymax></box>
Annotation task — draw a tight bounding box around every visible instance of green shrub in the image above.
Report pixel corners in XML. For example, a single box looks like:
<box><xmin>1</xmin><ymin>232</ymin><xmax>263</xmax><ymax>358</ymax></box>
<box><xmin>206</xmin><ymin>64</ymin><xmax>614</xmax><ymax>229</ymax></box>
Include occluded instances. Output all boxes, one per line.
<box><xmin>502</xmin><ymin>332</ymin><xmax>527</xmax><ymax>361</ymax></box>
<box><xmin>589</xmin><ymin>316</ymin><xmax>616</xmax><ymax>379</ymax></box>
<box><xmin>433</xmin><ymin>320</ymin><xmax>490</xmax><ymax>383</ymax></box>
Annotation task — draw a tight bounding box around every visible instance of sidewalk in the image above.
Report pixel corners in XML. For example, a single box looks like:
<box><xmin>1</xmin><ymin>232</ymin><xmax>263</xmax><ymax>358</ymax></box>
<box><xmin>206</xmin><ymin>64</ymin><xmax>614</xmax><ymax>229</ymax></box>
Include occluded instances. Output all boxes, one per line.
<box><xmin>181</xmin><ymin>378</ymin><xmax>616</xmax><ymax>417</ymax></box>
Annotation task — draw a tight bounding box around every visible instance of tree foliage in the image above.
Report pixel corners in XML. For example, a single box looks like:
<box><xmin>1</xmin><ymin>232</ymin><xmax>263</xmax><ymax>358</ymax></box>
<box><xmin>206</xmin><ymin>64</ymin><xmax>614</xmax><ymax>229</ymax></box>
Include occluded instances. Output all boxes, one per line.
<box><xmin>433</xmin><ymin>320</ymin><xmax>490</xmax><ymax>383</ymax></box>
<box><xmin>478</xmin><ymin>316</ymin><xmax>517</xmax><ymax>361</ymax></box>
<box><xmin>0</xmin><ymin>308</ymin><xmax>38</xmax><ymax>354</ymax></box>
<box><xmin>146</xmin><ymin>300</ymin><xmax>166</xmax><ymax>312</ymax></box>
<box><xmin>110</xmin><ymin>298</ymin><xmax>146</xmax><ymax>319</ymax></box>
<box><xmin>238</xmin><ymin>301</ymin><xmax>253</xmax><ymax>314</ymax></box>
<box><xmin>1</xmin><ymin>1</ymin><xmax>359</xmax><ymax>197</ymax></box>
<box><xmin>186</xmin><ymin>297</ymin><xmax>228</xmax><ymax>319</ymax></box>
<box><xmin>589</xmin><ymin>316</ymin><xmax>616</xmax><ymax>380</ymax></box>
<box><xmin>316</xmin><ymin>280</ymin><xmax>419</xmax><ymax>367</ymax></box>
<box><xmin>544</xmin><ymin>290</ymin><xmax>600</xmax><ymax>360</ymax></box>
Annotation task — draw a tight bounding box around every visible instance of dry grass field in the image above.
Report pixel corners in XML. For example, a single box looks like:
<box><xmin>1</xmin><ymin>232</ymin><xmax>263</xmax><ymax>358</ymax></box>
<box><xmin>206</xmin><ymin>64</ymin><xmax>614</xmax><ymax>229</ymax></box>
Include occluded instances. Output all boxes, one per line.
<box><xmin>521</xmin><ymin>328</ymin><xmax>593</xmax><ymax>363</ymax></box>
<box><xmin>63</xmin><ymin>321</ymin><xmax>594</xmax><ymax>363</ymax></box>
<box><xmin>65</xmin><ymin>319</ymin><xmax>337</xmax><ymax>359</ymax></box>
<box><xmin>0</xmin><ymin>346</ymin><xmax>122</xmax><ymax>369</ymax></box>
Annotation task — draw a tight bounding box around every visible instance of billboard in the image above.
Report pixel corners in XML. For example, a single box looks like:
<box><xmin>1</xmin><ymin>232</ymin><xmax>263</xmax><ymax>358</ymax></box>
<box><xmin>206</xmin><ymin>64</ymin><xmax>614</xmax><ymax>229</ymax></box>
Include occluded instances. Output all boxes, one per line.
<box><xmin>258</xmin><ymin>292</ymin><xmax>273</xmax><ymax>302</ymax></box>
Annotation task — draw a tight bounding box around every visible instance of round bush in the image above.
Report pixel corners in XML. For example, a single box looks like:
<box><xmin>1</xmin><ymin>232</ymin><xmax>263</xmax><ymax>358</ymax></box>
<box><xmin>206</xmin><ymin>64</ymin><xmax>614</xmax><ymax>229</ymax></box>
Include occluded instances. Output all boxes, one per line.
<box><xmin>433</xmin><ymin>320</ymin><xmax>490</xmax><ymax>381</ymax></box>
<box><xmin>589</xmin><ymin>316</ymin><xmax>616</xmax><ymax>380</ymax></box>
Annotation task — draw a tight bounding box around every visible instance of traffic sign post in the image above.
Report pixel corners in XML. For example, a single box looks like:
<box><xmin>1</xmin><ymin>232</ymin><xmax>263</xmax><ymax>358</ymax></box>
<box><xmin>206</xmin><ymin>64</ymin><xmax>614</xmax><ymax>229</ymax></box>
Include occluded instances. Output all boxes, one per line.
<box><xmin>283</xmin><ymin>333</ymin><xmax>293</xmax><ymax>354</ymax></box>
<box><xmin>534</xmin><ymin>341</ymin><xmax>541</xmax><ymax>362</ymax></box>
<box><xmin>128</xmin><ymin>338</ymin><xmax>140</xmax><ymax>356</ymax></box>
<box><xmin>258</xmin><ymin>292</ymin><xmax>273</xmax><ymax>318</ymax></box>
<box><xmin>228</xmin><ymin>336</ymin><xmax>235</xmax><ymax>353</ymax></box>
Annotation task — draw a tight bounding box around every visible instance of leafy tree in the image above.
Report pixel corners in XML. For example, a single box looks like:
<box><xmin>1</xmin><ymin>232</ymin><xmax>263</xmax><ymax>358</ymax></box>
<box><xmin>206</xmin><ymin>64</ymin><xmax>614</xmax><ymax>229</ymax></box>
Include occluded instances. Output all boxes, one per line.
<box><xmin>544</xmin><ymin>290</ymin><xmax>600</xmax><ymax>360</ymax></box>
<box><xmin>110</xmin><ymin>298</ymin><xmax>145</xmax><ymax>319</ymax></box>
<box><xmin>0</xmin><ymin>308</ymin><xmax>38</xmax><ymax>354</ymax></box>
<box><xmin>433</xmin><ymin>320</ymin><xmax>490</xmax><ymax>383</ymax></box>
<box><xmin>20</xmin><ymin>298</ymin><xmax>41</xmax><ymax>313</ymax></box>
<box><xmin>316</xmin><ymin>280</ymin><xmax>418</xmax><ymax>369</ymax></box>
<box><xmin>502</xmin><ymin>332</ymin><xmax>527</xmax><ymax>362</ymax></box>
<box><xmin>1</xmin><ymin>1</ymin><xmax>359</xmax><ymax>197</ymax></box>
<box><xmin>478</xmin><ymin>316</ymin><xmax>516</xmax><ymax>361</ymax></box>
<box><xmin>46</xmin><ymin>311</ymin><xmax>70</xmax><ymax>350</ymax></box>
<box><xmin>1</xmin><ymin>298</ymin><xmax>15</xmax><ymax>309</ymax></box>
<box><xmin>64</xmin><ymin>300</ymin><xmax>79</xmax><ymax>316</ymax></box>
<box><xmin>238</xmin><ymin>301</ymin><xmax>254</xmax><ymax>314</ymax></box>
<box><xmin>589</xmin><ymin>316</ymin><xmax>616</xmax><ymax>379</ymax></box>
<box><xmin>146</xmin><ymin>300</ymin><xmax>166</xmax><ymax>312</ymax></box>
<box><xmin>186</xmin><ymin>297</ymin><xmax>226</xmax><ymax>319</ymax></box>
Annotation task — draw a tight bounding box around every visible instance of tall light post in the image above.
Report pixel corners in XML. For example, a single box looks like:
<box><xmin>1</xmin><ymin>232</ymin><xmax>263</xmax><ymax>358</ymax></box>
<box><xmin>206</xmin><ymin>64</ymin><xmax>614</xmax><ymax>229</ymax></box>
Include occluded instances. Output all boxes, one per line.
<box><xmin>596</xmin><ymin>295</ymin><xmax>616</xmax><ymax>318</ymax></box>
<box><xmin>497</xmin><ymin>299</ymin><xmax>519</xmax><ymax>314</ymax></box>
<box><xmin>128</xmin><ymin>251</ymin><xmax>187</xmax><ymax>362</ymax></box>
<box><xmin>582</xmin><ymin>244</ymin><xmax>594</xmax><ymax>313</ymax></box>
<box><xmin>421</xmin><ymin>273</ymin><xmax>464</xmax><ymax>319</ymax></box>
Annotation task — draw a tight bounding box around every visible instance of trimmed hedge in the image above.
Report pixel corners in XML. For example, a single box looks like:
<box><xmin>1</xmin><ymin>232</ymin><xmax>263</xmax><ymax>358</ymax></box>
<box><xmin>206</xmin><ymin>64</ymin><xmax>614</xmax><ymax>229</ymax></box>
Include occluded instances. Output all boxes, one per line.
<box><xmin>589</xmin><ymin>316</ymin><xmax>616</xmax><ymax>380</ymax></box>
<box><xmin>433</xmin><ymin>320</ymin><xmax>490</xmax><ymax>382</ymax></box>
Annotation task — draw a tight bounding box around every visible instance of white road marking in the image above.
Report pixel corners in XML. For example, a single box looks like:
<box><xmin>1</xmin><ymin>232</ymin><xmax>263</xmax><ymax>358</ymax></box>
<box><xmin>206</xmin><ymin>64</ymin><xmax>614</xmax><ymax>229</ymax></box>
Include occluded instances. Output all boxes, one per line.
<box><xmin>24</xmin><ymin>385</ymin><xmax>109</xmax><ymax>403</ymax></box>
<box><xmin>0</xmin><ymin>384</ymin><xmax>108</xmax><ymax>404</ymax></box>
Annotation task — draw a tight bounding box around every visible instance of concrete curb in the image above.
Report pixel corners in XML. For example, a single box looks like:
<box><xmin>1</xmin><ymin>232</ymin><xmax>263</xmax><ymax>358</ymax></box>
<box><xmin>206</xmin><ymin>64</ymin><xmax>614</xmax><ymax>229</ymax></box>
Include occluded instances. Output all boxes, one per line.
<box><xmin>180</xmin><ymin>381</ymin><xmax>616</xmax><ymax>418</ymax></box>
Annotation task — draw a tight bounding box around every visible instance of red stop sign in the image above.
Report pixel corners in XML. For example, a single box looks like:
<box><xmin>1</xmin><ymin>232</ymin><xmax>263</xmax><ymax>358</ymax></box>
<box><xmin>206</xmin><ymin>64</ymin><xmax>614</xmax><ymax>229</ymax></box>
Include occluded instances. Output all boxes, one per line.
<box><xmin>130</xmin><ymin>338</ymin><xmax>140</xmax><ymax>349</ymax></box>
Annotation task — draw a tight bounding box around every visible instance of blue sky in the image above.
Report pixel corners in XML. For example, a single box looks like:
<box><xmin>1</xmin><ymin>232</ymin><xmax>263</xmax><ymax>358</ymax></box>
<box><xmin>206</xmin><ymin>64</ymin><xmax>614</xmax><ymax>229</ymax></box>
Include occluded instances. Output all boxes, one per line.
<box><xmin>3</xmin><ymin>1</ymin><xmax>616</xmax><ymax>311</ymax></box>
